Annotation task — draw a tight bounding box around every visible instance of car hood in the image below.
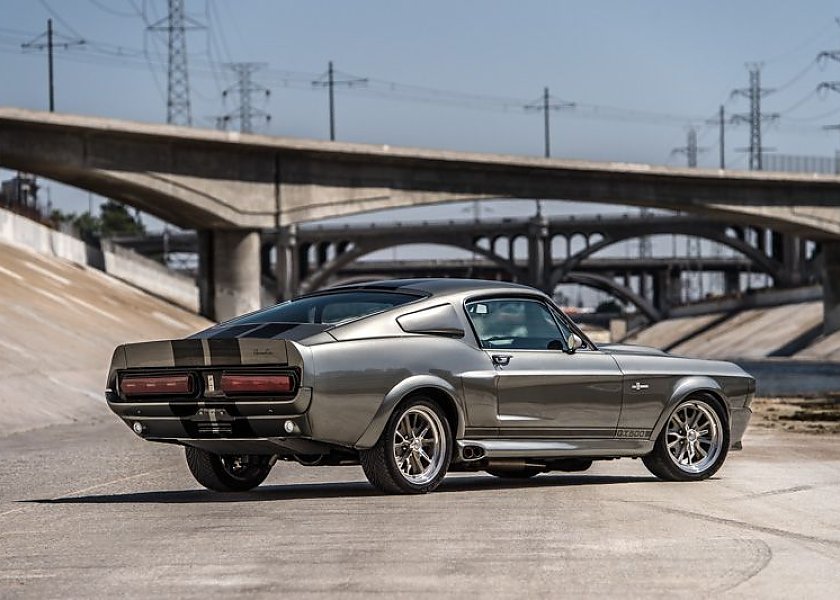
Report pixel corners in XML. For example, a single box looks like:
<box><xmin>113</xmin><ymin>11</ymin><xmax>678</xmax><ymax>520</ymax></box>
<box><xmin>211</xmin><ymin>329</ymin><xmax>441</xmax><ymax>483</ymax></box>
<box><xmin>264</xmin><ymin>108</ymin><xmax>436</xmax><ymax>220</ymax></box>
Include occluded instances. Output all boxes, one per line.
<box><xmin>189</xmin><ymin>321</ymin><xmax>335</xmax><ymax>342</ymax></box>
<box><xmin>597</xmin><ymin>343</ymin><xmax>670</xmax><ymax>357</ymax></box>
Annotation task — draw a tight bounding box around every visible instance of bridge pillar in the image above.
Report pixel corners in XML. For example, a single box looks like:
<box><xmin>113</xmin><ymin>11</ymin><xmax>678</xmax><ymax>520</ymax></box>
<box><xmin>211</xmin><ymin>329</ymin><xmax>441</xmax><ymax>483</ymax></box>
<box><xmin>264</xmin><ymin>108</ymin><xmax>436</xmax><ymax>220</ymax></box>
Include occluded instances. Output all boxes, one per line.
<box><xmin>275</xmin><ymin>224</ymin><xmax>299</xmax><ymax>302</ymax></box>
<box><xmin>823</xmin><ymin>241</ymin><xmax>840</xmax><ymax>335</ymax></box>
<box><xmin>653</xmin><ymin>270</ymin><xmax>683</xmax><ymax>316</ymax></box>
<box><xmin>197</xmin><ymin>229</ymin><xmax>262</xmax><ymax>322</ymax></box>
<box><xmin>724</xmin><ymin>271</ymin><xmax>740</xmax><ymax>296</ymax></box>
<box><xmin>527</xmin><ymin>216</ymin><xmax>549</xmax><ymax>291</ymax></box>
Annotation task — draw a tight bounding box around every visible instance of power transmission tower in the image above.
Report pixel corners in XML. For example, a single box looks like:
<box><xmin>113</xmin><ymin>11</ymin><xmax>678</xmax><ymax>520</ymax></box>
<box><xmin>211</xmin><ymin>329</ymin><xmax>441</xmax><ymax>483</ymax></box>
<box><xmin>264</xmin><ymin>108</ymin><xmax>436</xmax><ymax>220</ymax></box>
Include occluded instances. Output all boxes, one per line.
<box><xmin>670</xmin><ymin>127</ymin><xmax>706</xmax><ymax>167</ymax></box>
<box><xmin>731</xmin><ymin>64</ymin><xmax>778</xmax><ymax>170</ymax></box>
<box><xmin>148</xmin><ymin>0</ymin><xmax>204</xmax><ymax>126</ymax></box>
<box><xmin>524</xmin><ymin>87</ymin><xmax>575</xmax><ymax>215</ymax></box>
<box><xmin>21</xmin><ymin>19</ymin><xmax>84</xmax><ymax>112</ymax></box>
<box><xmin>219</xmin><ymin>63</ymin><xmax>271</xmax><ymax>133</ymax></box>
<box><xmin>312</xmin><ymin>61</ymin><xmax>368</xmax><ymax>141</ymax></box>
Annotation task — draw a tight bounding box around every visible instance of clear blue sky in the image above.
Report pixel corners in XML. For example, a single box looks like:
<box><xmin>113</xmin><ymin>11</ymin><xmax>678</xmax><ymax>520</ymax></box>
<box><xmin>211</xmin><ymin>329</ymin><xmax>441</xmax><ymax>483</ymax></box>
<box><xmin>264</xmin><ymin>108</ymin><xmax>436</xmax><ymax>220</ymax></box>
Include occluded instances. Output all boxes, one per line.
<box><xmin>3</xmin><ymin>0</ymin><xmax>840</xmax><ymax>219</ymax></box>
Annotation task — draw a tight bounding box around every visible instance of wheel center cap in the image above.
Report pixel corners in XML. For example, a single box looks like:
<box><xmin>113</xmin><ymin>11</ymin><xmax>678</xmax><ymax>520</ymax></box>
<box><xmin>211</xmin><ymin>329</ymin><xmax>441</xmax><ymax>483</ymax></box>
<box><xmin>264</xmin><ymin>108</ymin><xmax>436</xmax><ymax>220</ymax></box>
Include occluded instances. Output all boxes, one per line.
<box><xmin>410</xmin><ymin>439</ymin><xmax>422</xmax><ymax>451</ymax></box>
<box><xmin>687</xmin><ymin>430</ymin><xmax>698</xmax><ymax>443</ymax></box>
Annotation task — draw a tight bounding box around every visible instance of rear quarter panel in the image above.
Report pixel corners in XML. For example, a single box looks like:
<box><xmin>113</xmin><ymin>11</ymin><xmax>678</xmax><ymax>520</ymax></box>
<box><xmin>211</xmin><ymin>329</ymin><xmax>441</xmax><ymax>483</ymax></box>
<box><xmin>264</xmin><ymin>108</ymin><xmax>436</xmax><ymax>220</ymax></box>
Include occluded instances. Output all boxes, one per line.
<box><xmin>305</xmin><ymin>335</ymin><xmax>489</xmax><ymax>447</ymax></box>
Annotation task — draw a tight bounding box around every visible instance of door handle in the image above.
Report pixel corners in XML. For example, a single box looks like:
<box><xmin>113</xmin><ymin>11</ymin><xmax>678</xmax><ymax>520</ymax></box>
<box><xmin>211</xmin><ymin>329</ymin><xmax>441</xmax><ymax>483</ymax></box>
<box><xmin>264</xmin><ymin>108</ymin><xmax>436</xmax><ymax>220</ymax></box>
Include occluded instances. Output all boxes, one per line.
<box><xmin>492</xmin><ymin>354</ymin><xmax>512</xmax><ymax>366</ymax></box>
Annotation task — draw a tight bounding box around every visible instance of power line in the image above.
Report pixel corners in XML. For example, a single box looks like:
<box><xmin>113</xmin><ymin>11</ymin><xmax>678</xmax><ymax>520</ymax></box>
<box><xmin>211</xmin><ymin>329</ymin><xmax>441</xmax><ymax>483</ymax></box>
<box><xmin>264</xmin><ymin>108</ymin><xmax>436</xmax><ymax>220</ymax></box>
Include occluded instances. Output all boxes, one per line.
<box><xmin>36</xmin><ymin>0</ymin><xmax>84</xmax><ymax>39</ymax></box>
<box><xmin>86</xmin><ymin>0</ymin><xmax>137</xmax><ymax>18</ymax></box>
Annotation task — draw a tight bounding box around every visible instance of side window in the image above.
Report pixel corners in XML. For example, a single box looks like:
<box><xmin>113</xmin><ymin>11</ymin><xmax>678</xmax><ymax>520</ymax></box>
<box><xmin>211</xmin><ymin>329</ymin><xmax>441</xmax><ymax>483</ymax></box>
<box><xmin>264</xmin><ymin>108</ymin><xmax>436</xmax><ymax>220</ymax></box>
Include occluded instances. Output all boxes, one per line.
<box><xmin>466</xmin><ymin>299</ymin><xmax>566</xmax><ymax>350</ymax></box>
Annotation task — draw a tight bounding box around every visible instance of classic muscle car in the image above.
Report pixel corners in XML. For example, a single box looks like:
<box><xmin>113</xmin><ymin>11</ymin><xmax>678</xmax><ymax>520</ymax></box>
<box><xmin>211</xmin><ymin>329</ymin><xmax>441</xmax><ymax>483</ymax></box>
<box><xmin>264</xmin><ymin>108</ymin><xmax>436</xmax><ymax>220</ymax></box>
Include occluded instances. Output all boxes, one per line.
<box><xmin>105</xmin><ymin>278</ymin><xmax>754</xmax><ymax>494</ymax></box>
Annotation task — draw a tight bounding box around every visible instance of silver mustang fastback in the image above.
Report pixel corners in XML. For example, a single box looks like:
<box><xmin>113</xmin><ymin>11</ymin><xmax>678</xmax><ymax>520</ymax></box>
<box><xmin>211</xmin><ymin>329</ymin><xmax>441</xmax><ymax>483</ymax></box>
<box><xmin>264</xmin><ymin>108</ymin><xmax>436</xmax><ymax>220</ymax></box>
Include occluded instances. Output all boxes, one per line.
<box><xmin>106</xmin><ymin>278</ymin><xmax>754</xmax><ymax>494</ymax></box>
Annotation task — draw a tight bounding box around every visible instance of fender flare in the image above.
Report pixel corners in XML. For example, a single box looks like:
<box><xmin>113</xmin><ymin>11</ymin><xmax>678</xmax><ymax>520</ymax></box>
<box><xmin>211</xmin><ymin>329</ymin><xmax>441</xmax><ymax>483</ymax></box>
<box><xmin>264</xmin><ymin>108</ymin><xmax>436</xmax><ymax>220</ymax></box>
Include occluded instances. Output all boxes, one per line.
<box><xmin>354</xmin><ymin>375</ymin><xmax>466</xmax><ymax>449</ymax></box>
<box><xmin>649</xmin><ymin>375</ymin><xmax>730</xmax><ymax>441</ymax></box>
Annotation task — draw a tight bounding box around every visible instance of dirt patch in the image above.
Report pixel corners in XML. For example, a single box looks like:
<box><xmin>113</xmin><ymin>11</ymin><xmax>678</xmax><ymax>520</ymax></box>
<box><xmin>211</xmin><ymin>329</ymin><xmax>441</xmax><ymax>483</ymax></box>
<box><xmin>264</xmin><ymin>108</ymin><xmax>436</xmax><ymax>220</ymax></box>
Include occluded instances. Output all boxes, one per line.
<box><xmin>751</xmin><ymin>395</ymin><xmax>840</xmax><ymax>434</ymax></box>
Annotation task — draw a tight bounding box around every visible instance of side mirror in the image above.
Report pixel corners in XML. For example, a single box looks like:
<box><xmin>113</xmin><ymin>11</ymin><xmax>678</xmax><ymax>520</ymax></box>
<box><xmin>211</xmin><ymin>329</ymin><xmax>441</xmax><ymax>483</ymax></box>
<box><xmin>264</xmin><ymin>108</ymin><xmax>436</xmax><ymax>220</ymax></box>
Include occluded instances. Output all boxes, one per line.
<box><xmin>566</xmin><ymin>333</ymin><xmax>584</xmax><ymax>354</ymax></box>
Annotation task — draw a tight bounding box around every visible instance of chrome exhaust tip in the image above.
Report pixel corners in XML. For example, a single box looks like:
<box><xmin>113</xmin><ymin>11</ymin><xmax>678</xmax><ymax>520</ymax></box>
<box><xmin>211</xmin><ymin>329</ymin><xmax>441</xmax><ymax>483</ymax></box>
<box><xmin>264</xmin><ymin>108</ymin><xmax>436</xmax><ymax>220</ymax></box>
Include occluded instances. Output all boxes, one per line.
<box><xmin>460</xmin><ymin>444</ymin><xmax>485</xmax><ymax>461</ymax></box>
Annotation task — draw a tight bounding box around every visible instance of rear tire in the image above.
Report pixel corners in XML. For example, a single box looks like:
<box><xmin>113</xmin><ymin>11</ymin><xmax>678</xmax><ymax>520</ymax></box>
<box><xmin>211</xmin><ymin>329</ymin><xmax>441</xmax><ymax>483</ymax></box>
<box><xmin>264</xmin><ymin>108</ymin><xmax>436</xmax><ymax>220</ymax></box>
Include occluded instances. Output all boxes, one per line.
<box><xmin>643</xmin><ymin>395</ymin><xmax>729</xmax><ymax>482</ymax></box>
<box><xmin>185</xmin><ymin>447</ymin><xmax>272</xmax><ymax>492</ymax></box>
<box><xmin>360</xmin><ymin>396</ymin><xmax>452</xmax><ymax>494</ymax></box>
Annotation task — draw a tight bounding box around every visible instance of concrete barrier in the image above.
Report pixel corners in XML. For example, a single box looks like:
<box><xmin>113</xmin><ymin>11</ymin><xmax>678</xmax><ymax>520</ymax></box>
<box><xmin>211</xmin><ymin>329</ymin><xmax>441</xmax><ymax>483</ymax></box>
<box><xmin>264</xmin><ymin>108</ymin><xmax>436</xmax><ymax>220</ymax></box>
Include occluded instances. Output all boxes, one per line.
<box><xmin>101</xmin><ymin>240</ymin><xmax>199</xmax><ymax>313</ymax></box>
<box><xmin>0</xmin><ymin>207</ymin><xmax>91</xmax><ymax>265</ymax></box>
<box><xmin>0</xmin><ymin>206</ymin><xmax>199</xmax><ymax>313</ymax></box>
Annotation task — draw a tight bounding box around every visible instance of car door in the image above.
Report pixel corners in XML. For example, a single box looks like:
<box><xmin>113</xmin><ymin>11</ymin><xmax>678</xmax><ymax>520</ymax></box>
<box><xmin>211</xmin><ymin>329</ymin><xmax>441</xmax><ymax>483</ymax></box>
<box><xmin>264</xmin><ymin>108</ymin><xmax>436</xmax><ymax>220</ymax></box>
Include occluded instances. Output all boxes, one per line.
<box><xmin>465</xmin><ymin>297</ymin><xmax>623</xmax><ymax>438</ymax></box>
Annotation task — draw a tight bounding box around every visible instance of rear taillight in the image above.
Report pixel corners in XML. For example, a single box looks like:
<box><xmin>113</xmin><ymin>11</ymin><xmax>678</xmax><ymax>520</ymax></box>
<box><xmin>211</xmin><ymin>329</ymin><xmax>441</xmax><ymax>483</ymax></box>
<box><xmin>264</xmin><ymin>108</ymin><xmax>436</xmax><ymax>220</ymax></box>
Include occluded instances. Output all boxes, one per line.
<box><xmin>220</xmin><ymin>373</ymin><xmax>293</xmax><ymax>395</ymax></box>
<box><xmin>120</xmin><ymin>374</ymin><xmax>193</xmax><ymax>397</ymax></box>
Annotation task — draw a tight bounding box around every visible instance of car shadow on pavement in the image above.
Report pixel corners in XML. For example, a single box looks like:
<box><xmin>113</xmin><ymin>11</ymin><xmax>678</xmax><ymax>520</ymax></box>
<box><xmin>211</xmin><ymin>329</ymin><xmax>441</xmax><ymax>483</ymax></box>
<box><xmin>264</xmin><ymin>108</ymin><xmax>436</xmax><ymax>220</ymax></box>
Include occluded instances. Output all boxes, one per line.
<box><xmin>22</xmin><ymin>474</ymin><xmax>657</xmax><ymax>505</ymax></box>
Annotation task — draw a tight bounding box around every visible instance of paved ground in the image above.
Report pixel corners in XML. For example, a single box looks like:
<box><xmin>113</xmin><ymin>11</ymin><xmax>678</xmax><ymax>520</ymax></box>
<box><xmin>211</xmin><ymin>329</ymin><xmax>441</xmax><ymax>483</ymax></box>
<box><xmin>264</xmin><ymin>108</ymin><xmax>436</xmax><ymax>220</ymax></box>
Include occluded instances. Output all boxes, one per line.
<box><xmin>1</xmin><ymin>416</ymin><xmax>839</xmax><ymax>598</ymax></box>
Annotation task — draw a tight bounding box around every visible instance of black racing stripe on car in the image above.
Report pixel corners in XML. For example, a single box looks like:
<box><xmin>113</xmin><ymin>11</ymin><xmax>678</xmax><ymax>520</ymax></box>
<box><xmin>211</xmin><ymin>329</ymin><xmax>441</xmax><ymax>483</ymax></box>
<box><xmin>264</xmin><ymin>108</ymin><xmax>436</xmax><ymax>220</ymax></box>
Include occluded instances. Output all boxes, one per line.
<box><xmin>171</xmin><ymin>340</ymin><xmax>205</xmax><ymax>367</ymax></box>
<box><xmin>496</xmin><ymin>427</ymin><xmax>617</xmax><ymax>438</ymax></box>
<box><xmin>208</xmin><ymin>324</ymin><xmax>260</xmax><ymax>338</ymax></box>
<box><xmin>208</xmin><ymin>338</ymin><xmax>242</xmax><ymax>365</ymax></box>
<box><xmin>248</xmin><ymin>322</ymin><xmax>298</xmax><ymax>338</ymax></box>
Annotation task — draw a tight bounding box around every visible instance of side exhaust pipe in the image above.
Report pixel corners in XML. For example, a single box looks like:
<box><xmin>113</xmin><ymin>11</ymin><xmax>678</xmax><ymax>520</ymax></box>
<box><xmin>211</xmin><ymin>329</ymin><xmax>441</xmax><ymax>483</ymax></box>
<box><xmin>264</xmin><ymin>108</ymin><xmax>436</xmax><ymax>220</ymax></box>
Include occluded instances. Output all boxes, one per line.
<box><xmin>460</xmin><ymin>444</ymin><xmax>485</xmax><ymax>461</ymax></box>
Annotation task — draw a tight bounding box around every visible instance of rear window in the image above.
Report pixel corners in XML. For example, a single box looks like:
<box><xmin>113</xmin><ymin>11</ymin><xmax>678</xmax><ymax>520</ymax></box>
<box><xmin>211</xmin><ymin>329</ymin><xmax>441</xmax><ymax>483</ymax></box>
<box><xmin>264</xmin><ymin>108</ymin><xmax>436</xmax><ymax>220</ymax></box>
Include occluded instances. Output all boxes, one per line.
<box><xmin>225</xmin><ymin>291</ymin><xmax>421</xmax><ymax>326</ymax></box>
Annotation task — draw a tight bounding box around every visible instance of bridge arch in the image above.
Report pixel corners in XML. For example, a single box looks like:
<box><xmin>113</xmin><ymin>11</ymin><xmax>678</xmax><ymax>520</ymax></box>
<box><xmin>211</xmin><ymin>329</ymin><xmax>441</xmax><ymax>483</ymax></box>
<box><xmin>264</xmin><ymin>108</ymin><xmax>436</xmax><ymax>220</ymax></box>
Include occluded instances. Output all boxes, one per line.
<box><xmin>557</xmin><ymin>273</ymin><xmax>661</xmax><ymax>321</ymax></box>
<box><xmin>298</xmin><ymin>240</ymin><xmax>522</xmax><ymax>294</ymax></box>
<box><xmin>296</xmin><ymin>240</ymin><xmax>662</xmax><ymax>321</ymax></box>
<box><xmin>548</xmin><ymin>228</ymin><xmax>784</xmax><ymax>289</ymax></box>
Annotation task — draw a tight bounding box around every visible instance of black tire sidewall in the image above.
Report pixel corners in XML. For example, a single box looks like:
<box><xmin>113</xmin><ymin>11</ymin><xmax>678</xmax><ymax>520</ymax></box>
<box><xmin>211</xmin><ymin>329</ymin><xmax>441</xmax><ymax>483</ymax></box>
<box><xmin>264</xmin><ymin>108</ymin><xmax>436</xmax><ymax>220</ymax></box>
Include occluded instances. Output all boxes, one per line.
<box><xmin>383</xmin><ymin>397</ymin><xmax>453</xmax><ymax>493</ymax></box>
<box><xmin>649</xmin><ymin>395</ymin><xmax>730</xmax><ymax>482</ymax></box>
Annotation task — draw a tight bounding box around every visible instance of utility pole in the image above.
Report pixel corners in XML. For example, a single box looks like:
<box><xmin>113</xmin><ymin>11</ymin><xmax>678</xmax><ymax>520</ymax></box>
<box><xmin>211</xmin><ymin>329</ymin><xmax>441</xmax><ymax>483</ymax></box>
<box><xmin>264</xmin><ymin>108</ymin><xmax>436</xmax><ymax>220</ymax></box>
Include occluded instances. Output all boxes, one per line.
<box><xmin>705</xmin><ymin>105</ymin><xmax>726</xmax><ymax>169</ymax></box>
<box><xmin>731</xmin><ymin>64</ymin><xmax>778</xmax><ymax>170</ymax></box>
<box><xmin>22</xmin><ymin>19</ymin><xmax>84</xmax><ymax>112</ymax></box>
<box><xmin>817</xmin><ymin>23</ymin><xmax>840</xmax><ymax>139</ymax></box>
<box><xmin>148</xmin><ymin>0</ymin><xmax>203</xmax><ymax>126</ymax></box>
<box><xmin>312</xmin><ymin>61</ymin><xmax>367</xmax><ymax>141</ymax></box>
<box><xmin>524</xmin><ymin>87</ymin><xmax>576</xmax><ymax>159</ymax></box>
<box><xmin>220</xmin><ymin>63</ymin><xmax>271</xmax><ymax>133</ymax></box>
<box><xmin>671</xmin><ymin>127</ymin><xmax>706</xmax><ymax>167</ymax></box>
<box><xmin>524</xmin><ymin>87</ymin><xmax>575</xmax><ymax>215</ymax></box>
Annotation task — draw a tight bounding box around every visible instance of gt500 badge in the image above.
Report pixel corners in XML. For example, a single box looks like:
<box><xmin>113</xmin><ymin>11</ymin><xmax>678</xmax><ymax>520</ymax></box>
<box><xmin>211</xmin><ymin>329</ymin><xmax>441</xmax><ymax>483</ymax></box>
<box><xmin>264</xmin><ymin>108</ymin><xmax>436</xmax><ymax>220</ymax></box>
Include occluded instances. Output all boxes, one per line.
<box><xmin>616</xmin><ymin>429</ymin><xmax>649</xmax><ymax>439</ymax></box>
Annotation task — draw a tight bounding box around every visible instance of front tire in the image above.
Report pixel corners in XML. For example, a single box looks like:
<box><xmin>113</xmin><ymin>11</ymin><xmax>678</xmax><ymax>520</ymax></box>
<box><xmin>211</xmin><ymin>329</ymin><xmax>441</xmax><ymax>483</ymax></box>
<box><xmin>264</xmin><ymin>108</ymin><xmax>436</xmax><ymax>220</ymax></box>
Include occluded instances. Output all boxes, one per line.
<box><xmin>360</xmin><ymin>396</ymin><xmax>452</xmax><ymax>494</ymax></box>
<box><xmin>643</xmin><ymin>395</ymin><xmax>729</xmax><ymax>482</ymax></box>
<box><xmin>185</xmin><ymin>447</ymin><xmax>272</xmax><ymax>492</ymax></box>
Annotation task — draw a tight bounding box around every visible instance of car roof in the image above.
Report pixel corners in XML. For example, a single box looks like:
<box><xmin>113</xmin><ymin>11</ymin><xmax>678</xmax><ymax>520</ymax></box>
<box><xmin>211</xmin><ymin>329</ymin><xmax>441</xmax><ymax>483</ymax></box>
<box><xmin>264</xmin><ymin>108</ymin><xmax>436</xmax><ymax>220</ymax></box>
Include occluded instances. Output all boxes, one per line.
<box><xmin>324</xmin><ymin>278</ymin><xmax>536</xmax><ymax>296</ymax></box>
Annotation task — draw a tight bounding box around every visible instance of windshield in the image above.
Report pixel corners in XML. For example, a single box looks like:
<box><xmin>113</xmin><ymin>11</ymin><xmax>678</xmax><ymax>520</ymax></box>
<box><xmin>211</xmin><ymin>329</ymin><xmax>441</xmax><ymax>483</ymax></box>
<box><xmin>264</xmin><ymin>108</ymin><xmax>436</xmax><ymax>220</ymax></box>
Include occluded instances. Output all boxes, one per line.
<box><xmin>224</xmin><ymin>291</ymin><xmax>422</xmax><ymax>326</ymax></box>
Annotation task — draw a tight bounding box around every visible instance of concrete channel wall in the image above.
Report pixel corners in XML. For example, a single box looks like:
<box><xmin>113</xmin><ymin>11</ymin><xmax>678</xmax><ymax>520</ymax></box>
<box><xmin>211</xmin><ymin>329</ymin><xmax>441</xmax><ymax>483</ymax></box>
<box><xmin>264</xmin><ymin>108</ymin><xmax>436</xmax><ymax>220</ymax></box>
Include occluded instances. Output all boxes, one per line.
<box><xmin>734</xmin><ymin>359</ymin><xmax>840</xmax><ymax>397</ymax></box>
<box><xmin>0</xmin><ymin>208</ymin><xmax>199</xmax><ymax>312</ymax></box>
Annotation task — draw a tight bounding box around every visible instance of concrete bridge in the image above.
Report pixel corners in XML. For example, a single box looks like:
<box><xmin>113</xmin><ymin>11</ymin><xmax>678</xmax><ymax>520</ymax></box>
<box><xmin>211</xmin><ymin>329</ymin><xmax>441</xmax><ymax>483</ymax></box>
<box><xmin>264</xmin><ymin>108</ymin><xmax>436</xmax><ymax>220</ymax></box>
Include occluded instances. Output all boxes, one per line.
<box><xmin>321</xmin><ymin>256</ymin><xmax>757</xmax><ymax>321</ymax></box>
<box><xmin>1</xmin><ymin>107</ymin><xmax>839</xmax><ymax>328</ymax></box>
<box><xmin>116</xmin><ymin>213</ymin><xmax>814</xmax><ymax>320</ymax></box>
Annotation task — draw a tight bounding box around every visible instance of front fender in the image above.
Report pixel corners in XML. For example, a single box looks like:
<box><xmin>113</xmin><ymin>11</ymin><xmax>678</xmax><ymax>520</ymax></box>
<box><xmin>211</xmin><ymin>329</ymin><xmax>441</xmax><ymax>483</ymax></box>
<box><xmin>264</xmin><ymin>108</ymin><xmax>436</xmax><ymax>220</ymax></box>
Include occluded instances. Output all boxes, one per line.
<box><xmin>649</xmin><ymin>375</ymin><xmax>728</xmax><ymax>440</ymax></box>
<box><xmin>354</xmin><ymin>375</ymin><xmax>465</xmax><ymax>449</ymax></box>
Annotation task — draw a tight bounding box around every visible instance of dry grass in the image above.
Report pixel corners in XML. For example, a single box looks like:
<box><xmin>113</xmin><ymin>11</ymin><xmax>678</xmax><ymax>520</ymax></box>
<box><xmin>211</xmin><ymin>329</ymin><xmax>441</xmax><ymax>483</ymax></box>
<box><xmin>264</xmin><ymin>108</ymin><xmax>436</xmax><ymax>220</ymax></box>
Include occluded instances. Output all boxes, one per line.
<box><xmin>751</xmin><ymin>395</ymin><xmax>840</xmax><ymax>435</ymax></box>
